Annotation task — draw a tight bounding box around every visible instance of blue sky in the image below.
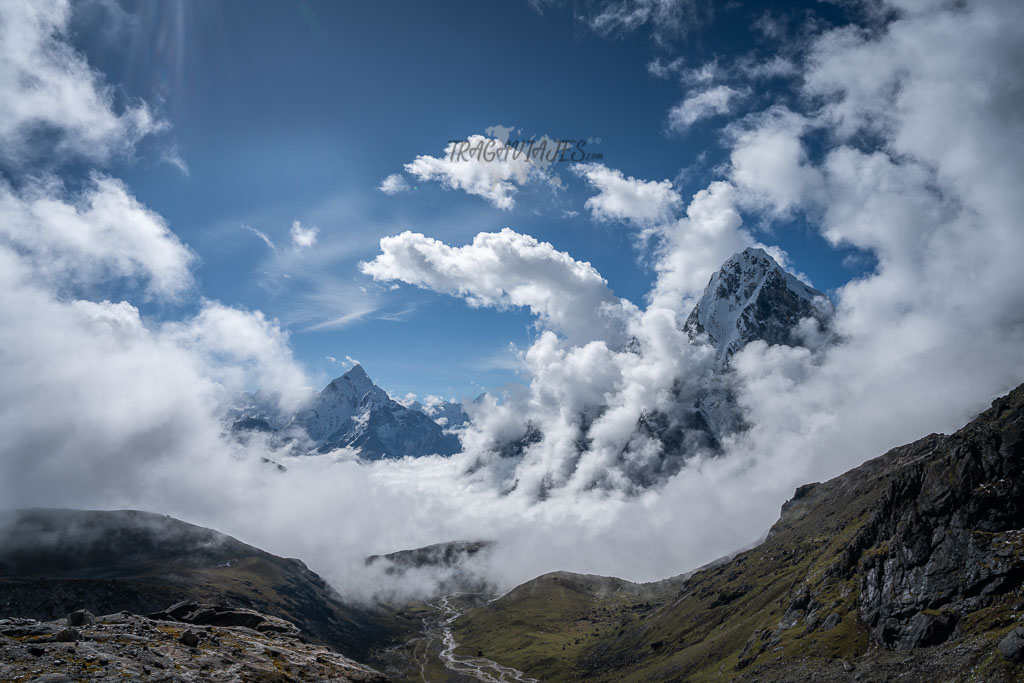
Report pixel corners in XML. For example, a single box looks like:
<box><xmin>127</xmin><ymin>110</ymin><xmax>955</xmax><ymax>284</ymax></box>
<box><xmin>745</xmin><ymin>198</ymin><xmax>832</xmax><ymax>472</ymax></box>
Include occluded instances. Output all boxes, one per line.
<box><xmin>68</xmin><ymin>0</ymin><xmax>866</xmax><ymax>400</ymax></box>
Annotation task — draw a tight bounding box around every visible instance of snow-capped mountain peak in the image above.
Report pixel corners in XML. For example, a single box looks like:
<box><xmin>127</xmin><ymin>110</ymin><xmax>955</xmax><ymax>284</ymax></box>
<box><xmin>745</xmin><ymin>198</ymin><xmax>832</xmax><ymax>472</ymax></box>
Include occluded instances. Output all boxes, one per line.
<box><xmin>298</xmin><ymin>365</ymin><xmax>389</xmax><ymax>442</ymax></box>
<box><xmin>324</xmin><ymin>364</ymin><xmax>381</xmax><ymax>400</ymax></box>
<box><xmin>339</xmin><ymin>362</ymin><xmax>371</xmax><ymax>385</ymax></box>
<box><xmin>684</xmin><ymin>247</ymin><xmax>832</xmax><ymax>363</ymax></box>
<box><xmin>228</xmin><ymin>364</ymin><xmax>464</xmax><ymax>460</ymax></box>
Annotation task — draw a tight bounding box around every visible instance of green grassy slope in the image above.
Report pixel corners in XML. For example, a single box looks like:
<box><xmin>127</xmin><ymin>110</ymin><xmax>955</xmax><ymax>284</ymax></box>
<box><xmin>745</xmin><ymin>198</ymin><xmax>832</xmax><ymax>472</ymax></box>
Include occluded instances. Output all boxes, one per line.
<box><xmin>453</xmin><ymin>571</ymin><xmax>683</xmax><ymax>680</ymax></box>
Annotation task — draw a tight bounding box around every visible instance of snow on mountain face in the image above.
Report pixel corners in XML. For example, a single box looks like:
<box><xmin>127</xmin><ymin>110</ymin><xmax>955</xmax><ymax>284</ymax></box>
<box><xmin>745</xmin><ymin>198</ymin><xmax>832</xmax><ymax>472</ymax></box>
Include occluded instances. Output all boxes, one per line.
<box><xmin>296</xmin><ymin>364</ymin><xmax>390</xmax><ymax>442</ymax></box>
<box><xmin>395</xmin><ymin>395</ymin><xmax>470</xmax><ymax>429</ymax></box>
<box><xmin>614</xmin><ymin>248</ymin><xmax>836</xmax><ymax>488</ymax></box>
<box><xmin>293</xmin><ymin>365</ymin><xmax>461</xmax><ymax>459</ymax></box>
<box><xmin>231</xmin><ymin>365</ymin><xmax>462</xmax><ymax>460</ymax></box>
<box><xmin>418</xmin><ymin>397</ymin><xmax>470</xmax><ymax>428</ymax></box>
<box><xmin>684</xmin><ymin>247</ymin><xmax>832</xmax><ymax>364</ymax></box>
<box><xmin>314</xmin><ymin>396</ymin><xmax>460</xmax><ymax>460</ymax></box>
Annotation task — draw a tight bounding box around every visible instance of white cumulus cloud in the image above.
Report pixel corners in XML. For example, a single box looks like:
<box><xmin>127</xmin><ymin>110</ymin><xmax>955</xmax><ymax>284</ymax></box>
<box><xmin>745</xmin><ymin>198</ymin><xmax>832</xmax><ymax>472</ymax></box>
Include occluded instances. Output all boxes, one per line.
<box><xmin>378</xmin><ymin>173</ymin><xmax>410</xmax><ymax>195</ymax></box>
<box><xmin>403</xmin><ymin>135</ymin><xmax>537</xmax><ymax>209</ymax></box>
<box><xmin>0</xmin><ymin>173</ymin><xmax>195</xmax><ymax>300</ymax></box>
<box><xmin>573</xmin><ymin>162</ymin><xmax>682</xmax><ymax>228</ymax></box>
<box><xmin>359</xmin><ymin>228</ymin><xmax>638</xmax><ymax>347</ymax></box>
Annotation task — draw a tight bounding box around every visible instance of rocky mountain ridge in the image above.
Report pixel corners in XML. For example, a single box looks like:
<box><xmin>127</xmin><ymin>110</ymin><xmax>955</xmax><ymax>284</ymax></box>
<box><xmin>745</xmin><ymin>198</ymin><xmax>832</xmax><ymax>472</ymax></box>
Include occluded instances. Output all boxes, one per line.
<box><xmin>365</xmin><ymin>540</ymin><xmax>497</xmax><ymax>600</ymax></box>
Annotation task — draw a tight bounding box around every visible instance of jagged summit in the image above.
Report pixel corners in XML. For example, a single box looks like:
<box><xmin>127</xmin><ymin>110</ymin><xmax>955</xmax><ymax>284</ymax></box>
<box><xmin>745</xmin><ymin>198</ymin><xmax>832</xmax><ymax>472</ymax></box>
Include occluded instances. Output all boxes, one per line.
<box><xmin>345</xmin><ymin>362</ymin><xmax>367</xmax><ymax>376</ymax></box>
<box><xmin>337</xmin><ymin>363</ymin><xmax>371</xmax><ymax>384</ymax></box>
<box><xmin>684</xmin><ymin>247</ymin><xmax>832</xmax><ymax>363</ymax></box>
<box><xmin>616</xmin><ymin>248</ymin><xmax>835</xmax><ymax>483</ymax></box>
<box><xmin>322</xmin><ymin>364</ymin><xmax>381</xmax><ymax>403</ymax></box>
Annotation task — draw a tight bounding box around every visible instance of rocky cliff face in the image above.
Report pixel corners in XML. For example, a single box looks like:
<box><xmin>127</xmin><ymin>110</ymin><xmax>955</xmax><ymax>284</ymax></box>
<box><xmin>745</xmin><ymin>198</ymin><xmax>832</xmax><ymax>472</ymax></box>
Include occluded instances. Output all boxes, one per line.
<box><xmin>750</xmin><ymin>385</ymin><xmax>1024</xmax><ymax>658</ymax></box>
<box><xmin>730</xmin><ymin>384</ymin><xmax>1024</xmax><ymax>677</ymax></box>
<box><xmin>852</xmin><ymin>391</ymin><xmax>1023</xmax><ymax>649</ymax></box>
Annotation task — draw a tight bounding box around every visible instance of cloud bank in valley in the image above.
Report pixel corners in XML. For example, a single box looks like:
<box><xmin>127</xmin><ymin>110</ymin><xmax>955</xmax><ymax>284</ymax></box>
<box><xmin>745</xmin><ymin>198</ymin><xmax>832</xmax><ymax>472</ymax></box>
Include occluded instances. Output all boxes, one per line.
<box><xmin>0</xmin><ymin>0</ymin><xmax>1022</xmax><ymax>605</ymax></box>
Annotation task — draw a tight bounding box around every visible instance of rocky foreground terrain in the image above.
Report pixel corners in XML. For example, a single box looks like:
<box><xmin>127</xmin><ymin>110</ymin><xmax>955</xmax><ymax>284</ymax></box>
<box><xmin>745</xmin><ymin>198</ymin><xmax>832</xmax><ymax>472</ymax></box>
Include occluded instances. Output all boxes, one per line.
<box><xmin>0</xmin><ymin>508</ymin><xmax>390</xmax><ymax>662</ymax></box>
<box><xmin>0</xmin><ymin>604</ymin><xmax>385</xmax><ymax>682</ymax></box>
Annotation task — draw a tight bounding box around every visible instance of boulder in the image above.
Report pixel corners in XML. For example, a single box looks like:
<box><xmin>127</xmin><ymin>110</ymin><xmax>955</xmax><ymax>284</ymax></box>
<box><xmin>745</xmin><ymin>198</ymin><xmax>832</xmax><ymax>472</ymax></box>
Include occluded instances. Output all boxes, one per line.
<box><xmin>998</xmin><ymin>626</ymin><xmax>1024</xmax><ymax>663</ymax></box>
<box><xmin>53</xmin><ymin>628</ymin><xmax>79</xmax><ymax>643</ymax></box>
<box><xmin>65</xmin><ymin>610</ymin><xmax>94</xmax><ymax>627</ymax></box>
<box><xmin>179</xmin><ymin>629</ymin><xmax>200</xmax><ymax>647</ymax></box>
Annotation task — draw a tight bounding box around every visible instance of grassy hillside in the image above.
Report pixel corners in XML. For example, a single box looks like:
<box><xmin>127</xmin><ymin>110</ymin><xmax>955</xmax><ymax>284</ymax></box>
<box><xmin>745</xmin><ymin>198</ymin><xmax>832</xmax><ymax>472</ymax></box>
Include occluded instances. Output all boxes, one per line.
<box><xmin>453</xmin><ymin>385</ymin><xmax>1024</xmax><ymax>681</ymax></box>
<box><xmin>452</xmin><ymin>571</ymin><xmax>682</xmax><ymax>680</ymax></box>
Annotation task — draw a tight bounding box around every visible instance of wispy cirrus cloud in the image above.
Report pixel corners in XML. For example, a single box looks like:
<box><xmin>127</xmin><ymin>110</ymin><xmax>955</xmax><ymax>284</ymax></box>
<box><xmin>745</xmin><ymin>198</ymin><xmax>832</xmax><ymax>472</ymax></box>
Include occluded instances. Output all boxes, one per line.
<box><xmin>588</xmin><ymin>0</ymin><xmax>705</xmax><ymax>41</ymax></box>
<box><xmin>243</xmin><ymin>224</ymin><xmax>277</xmax><ymax>252</ymax></box>
<box><xmin>667</xmin><ymin>85</ymin><xmax>747</xmax><ymax>132</ymax></box>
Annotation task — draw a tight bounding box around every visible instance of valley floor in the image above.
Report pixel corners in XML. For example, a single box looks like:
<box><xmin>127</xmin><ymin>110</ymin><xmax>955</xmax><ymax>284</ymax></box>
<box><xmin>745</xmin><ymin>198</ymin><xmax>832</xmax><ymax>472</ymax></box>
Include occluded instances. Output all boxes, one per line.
<box><xmin>378</xmin><ymin>593</ymin><xmax>539</xmax><ymax>683</ymax></box>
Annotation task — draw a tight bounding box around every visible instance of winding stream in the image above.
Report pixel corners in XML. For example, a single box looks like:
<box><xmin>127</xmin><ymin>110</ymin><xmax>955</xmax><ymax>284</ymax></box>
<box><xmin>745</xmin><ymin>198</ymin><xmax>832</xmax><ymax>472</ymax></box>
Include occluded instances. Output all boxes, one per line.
<box><xmin>426</xmin><ymin>593</ymin><xmax>539</xmax><ymax>683</ymax></box>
